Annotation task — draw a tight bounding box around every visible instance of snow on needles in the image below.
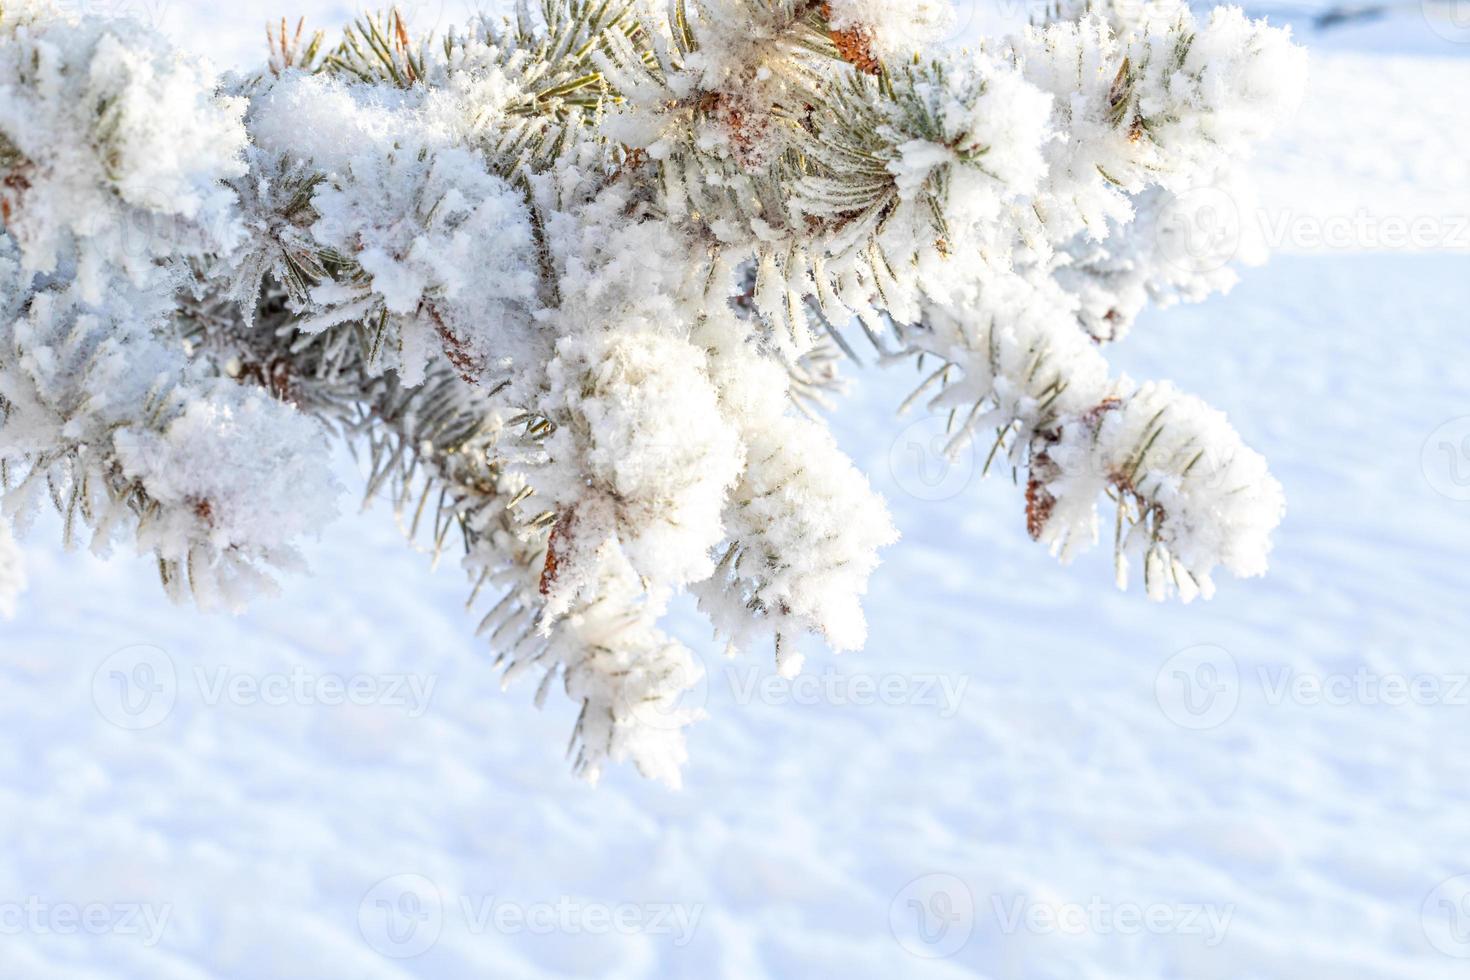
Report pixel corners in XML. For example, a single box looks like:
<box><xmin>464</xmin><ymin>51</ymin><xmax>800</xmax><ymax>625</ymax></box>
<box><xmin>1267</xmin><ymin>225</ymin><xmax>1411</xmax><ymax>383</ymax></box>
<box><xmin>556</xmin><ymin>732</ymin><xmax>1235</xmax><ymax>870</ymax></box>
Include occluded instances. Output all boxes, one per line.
<box><xmin>0</xmin><ymin>0</ymin><xmax>1303</xmax><ymax>782</ymax></box>
<box><xmin>0</xmin><ymin>9</ymin><xmax>246</xmax><ymax>300</ymax></box>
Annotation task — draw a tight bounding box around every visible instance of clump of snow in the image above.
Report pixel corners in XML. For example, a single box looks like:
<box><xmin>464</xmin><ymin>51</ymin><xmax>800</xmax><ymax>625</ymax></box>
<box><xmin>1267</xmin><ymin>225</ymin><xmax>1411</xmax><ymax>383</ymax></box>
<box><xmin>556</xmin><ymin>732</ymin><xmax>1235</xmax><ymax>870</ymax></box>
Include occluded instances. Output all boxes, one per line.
<box><xmin>308</xmin><ymin>144</ymin><xmax>539</xmax><ymax>386</ymax></box>
<box><xmin>698</xmin><ymin>414</ymin><xmax>899</xmax><ymax>655</ymax></box>
<box><xmin>824</xmin><ymin>0</ymin><xmax>958</xmax><ymax>58</ymax></box>
<box><xmin>540</xmin><ymin>328</ymin><xmax>743</xmax><ymax>605</ymax></box>
<box><xmin>240</xmin><ymin>71</ymin><xmax>540</xmax><ymax>387</ymax></box>
<box><xmin>1012</xmin><ymin>1</ymin><xmax>1307</xmax><ymax>235</ymax></box>
<box><xmin>0</xmin><ymin>243</ymin><xmax>340</xmax><ymax>612</ymax></box>
<box><xmin>882</xmin><ymin>51</ymin><xmax>1053</xmax><ymax>223</ymax></box>
<box><xmin>1031</xmin><ymin>379</ymin><xmax>1285</xmax><ymax>601</ymax></box>
<box><xmin>554</xmin><ymin>548</ymin><xmax>707</xmax><ymax>788</ymax></box>
<box><xmin>0</xmin><ymin>0</ymin><xmax>53</xmax><ymax>35</ymax></box>
<box><xmin>0</xmin><ymin>9</ymin><xmax>246</xmax><ymax>301</ymax></box>
<box><xmin>0</xmin><ymin>0</ymin><xmax>1307</xmax><ymax>782</ymax></box>
<box><xmin>113</xmin><ymin>387</ymin><xmax>342</xmax><ymax>607</ymax></box>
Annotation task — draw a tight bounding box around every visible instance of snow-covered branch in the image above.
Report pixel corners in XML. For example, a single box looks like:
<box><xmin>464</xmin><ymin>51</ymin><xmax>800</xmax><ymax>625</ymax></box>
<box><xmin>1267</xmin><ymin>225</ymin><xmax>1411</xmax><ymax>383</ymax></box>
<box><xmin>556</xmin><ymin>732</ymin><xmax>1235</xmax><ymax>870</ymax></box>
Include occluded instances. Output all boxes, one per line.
<box><xmin>0</xmin><ymin>0</ymin><xmax>1304</xmax><ymax>783</ymax></box>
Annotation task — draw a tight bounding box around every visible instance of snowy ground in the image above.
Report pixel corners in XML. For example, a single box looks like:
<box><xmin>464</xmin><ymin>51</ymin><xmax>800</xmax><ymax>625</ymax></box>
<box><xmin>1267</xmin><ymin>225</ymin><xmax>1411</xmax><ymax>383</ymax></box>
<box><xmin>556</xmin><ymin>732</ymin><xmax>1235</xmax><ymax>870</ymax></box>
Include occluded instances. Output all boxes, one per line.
<box><xmin>2</xmin><ymin>4</ymin><xmax>1469</xmax><ymax>978</ymax></box>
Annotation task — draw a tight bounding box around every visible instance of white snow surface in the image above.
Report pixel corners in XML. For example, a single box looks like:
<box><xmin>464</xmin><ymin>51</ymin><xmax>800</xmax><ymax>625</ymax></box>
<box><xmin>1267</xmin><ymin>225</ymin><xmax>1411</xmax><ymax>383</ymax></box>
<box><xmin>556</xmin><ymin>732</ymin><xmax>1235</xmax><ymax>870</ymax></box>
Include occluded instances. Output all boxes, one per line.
<box><xmin>1</xmin><ymin>4</ymin><xmax>1469</xmax><ymax>978</ymax></box>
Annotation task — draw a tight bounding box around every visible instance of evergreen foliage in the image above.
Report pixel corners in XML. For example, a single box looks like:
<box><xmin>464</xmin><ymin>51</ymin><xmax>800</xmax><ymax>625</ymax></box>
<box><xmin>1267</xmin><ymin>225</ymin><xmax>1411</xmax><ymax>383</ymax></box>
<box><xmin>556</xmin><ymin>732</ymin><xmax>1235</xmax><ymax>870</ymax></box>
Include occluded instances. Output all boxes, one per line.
<box><xmin>0</xmin><ymin>0</ymin><xmax>1304</xmax><ymax>782</ymax></box>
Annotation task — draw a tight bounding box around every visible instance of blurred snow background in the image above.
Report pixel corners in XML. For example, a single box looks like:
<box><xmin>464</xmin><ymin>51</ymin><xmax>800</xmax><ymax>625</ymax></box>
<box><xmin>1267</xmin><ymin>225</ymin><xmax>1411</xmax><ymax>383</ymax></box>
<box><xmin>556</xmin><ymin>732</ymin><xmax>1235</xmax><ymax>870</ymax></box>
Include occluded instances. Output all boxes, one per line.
<box><xmin>2</xmin><ymin>1</ymin><xmax>1470</xmax><ymax>977</ymax></box>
